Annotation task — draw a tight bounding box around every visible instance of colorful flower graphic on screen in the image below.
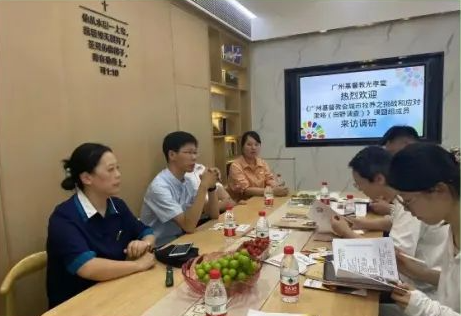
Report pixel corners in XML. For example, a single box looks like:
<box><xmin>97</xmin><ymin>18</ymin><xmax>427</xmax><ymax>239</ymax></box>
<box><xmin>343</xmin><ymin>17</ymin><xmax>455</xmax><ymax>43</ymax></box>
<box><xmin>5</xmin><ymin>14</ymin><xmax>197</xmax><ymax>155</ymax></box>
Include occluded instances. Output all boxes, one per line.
<box><xmin>395</xmin><ymin>67</ymin><xmax>424</xmax><ymax>88</ymax></box>
<box><xmin>300</xmin><ymin>121</ymin><xmax>326</xmax><ymax>140</ymax></box>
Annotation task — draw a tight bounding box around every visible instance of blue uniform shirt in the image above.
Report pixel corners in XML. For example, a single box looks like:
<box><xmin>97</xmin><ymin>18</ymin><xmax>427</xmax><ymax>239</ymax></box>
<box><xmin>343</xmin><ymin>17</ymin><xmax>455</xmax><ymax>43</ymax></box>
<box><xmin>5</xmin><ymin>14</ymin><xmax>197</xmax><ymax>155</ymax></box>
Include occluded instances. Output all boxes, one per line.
<box><xmin>46</xmin><ymin>190</ymin><xmax>154</xmax><ymax>308</ymax></box>
<box><xmin>140</xmin><ymin>168</ymin><xmax>197</xmax><ymax>247</ymax></box>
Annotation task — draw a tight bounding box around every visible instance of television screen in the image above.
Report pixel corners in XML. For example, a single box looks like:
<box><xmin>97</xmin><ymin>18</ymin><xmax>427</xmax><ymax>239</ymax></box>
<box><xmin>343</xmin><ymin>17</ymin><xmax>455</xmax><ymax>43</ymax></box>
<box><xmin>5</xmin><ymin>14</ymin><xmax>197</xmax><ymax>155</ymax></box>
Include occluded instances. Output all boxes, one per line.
<box><xmin>285</xmin><ymin>53</ymin><xmax>443</xmax><ymax>147</ymax></box>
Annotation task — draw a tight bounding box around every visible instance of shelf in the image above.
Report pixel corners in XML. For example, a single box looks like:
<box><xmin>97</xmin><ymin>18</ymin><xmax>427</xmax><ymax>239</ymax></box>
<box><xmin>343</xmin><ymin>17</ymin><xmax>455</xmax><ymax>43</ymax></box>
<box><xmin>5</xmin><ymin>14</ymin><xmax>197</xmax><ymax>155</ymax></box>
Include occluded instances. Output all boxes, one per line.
<box><xmin>221</xmin><ymin>59</ymin><xmax>246</xmax><ymax>70</ymax></box>
<box><xmin>213</xmin><ymin>134</ymin><xmax>239</xmax><ymax>139</ymax></box>
<box><xmin>212</xmin><ymin>110</ymin><xmax>240</xmax><ymax>115</ymax></box>
<box><xmin>226</xmin><ymin>156</ymin><xmax>239</xmax><ymax>163</ymax></box>
<box><xmin>211</xmin><ymin>81</ymin><xmax>246</xmax><ymax>91</ymax></box>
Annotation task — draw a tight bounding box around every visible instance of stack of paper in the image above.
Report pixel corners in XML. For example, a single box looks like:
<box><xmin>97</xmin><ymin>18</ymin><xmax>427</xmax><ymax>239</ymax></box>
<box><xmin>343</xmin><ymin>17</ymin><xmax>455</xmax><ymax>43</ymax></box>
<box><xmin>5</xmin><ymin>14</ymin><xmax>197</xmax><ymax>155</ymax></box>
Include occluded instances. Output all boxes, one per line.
<box><xmin>323</xmin><ymin>237</ymin><xmax>403</xmax><ymax>292</ymax></box>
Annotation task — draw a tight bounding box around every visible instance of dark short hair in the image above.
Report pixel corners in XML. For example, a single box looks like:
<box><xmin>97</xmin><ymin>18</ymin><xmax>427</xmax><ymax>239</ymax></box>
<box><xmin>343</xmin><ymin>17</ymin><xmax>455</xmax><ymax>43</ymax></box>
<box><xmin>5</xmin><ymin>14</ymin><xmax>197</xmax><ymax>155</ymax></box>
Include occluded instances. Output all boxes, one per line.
<box><xmin>348</xmin><ymin>146</ymin><xmax>393</xmax><ymax>182</ymax></box>
<box><xmin>388</xmin><ymin>143</ymin><xmax>460</xmax><ymax>197</ymax></box>
<box><xmin>379</xmin><ymin>125</ymin><xmax>419</xmax><ymax>146</ymax></box>
<box><xmin>241</xmin><ymin>131</ymin><xmax>261</xmax><ymax>150</ymax></box>
<box><xmin>61</xmin><ymin>143</ymin><xmax>112</xmax><ymax>191</ymax></box>
<box><xmin>162</xmin><ymin>131</ymin><xmax>198</xmax><ymax>162</ymax></box>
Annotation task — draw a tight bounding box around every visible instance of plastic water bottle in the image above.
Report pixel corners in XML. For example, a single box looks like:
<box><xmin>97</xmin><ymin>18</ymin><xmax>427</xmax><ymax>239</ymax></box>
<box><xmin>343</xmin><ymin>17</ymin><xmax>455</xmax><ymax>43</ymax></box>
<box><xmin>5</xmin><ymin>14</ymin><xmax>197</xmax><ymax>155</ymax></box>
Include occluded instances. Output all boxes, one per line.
<box><xmin>223</xmin><ymin>204</ymin><xmax>236</xmax><ymax>247</ymax></box>
<box><xmin>255</xmin><ymin>210</ymin><xmax>270</xmax><ymax>242</ymax></box>
<box><xmin>204</xmin><ymin>269</ymin><xmax>227</xmax><ymax>316</ymax></box>
<box><xmin>264</xmin><ymin>185</ymin><xmax>274</xmax><ymax>208</ymax></box>
<box><xmin>280</xmin><ymin>245</ymin><xmax>299</xmax><ymax>303</ymax></box>
<box><xmin>345</xmin><ymin>194</ymin><xmax>355</xmax><ymax>215</ymax></box>
<box><xmin>320</xmin><ymin>181</ymin><xmax>330</xmax><ymax>205</ymax></box>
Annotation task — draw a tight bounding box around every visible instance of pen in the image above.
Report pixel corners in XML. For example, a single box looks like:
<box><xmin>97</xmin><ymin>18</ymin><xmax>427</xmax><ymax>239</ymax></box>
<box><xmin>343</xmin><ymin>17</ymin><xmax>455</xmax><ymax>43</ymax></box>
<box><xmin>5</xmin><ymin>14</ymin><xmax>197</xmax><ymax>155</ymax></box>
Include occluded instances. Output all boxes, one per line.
<box><xmin>116</xmin><ymin>230</ymin><xmax>123</xmax><ymax>241</ymax></box>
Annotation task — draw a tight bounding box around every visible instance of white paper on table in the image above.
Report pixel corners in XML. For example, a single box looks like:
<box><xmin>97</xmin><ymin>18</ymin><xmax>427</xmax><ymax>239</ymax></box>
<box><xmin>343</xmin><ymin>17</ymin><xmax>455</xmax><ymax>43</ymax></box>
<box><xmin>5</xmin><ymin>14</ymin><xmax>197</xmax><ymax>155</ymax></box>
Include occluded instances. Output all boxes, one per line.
<box><xmin>246</xmin><ymin>228</ymin><xmax>290</xmax><ymax>241</ymax></box>
<box><xmin>308</xmin><ymin>200</ymin><xmax>336</xmax><ymax>233</ymax></box>
<box><xmin>236</xmin><ymin>224</ymin><xmax>251</xmax><ymax>232</ymax></box>
<box><xmin>264</xmin><ymin>252</ymin><xmax>316</xmax><ymax>274</ymax></box>
<box><xmin>332</xmin><ymin>237</ymin><xmax>399</xmax><ymax>282</ymax></box>
<box><xmin>247</xmin><ymin>309</ymin><xmax>307</xmax><ymax>316</ymax></box>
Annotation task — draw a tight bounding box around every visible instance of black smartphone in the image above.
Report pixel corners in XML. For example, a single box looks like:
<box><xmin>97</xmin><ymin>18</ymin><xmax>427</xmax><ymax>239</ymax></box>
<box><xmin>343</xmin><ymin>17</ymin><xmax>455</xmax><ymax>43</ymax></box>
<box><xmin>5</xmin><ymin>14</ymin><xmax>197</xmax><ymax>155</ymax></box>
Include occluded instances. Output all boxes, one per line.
<box><xmin>168</xmin><ymin>243</ymin><xmax>193</xmax><ymax>257</ymax></box>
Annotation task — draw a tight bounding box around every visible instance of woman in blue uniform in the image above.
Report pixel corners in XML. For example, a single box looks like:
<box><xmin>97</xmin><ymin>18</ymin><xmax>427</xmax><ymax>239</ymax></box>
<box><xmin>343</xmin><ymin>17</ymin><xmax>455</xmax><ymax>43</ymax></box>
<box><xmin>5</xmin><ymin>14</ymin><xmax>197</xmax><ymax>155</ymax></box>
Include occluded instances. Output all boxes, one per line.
<box><xmin>46</xmin><ymin>143</ymin><xmax>156</xmax><ymax>308</ymax></box>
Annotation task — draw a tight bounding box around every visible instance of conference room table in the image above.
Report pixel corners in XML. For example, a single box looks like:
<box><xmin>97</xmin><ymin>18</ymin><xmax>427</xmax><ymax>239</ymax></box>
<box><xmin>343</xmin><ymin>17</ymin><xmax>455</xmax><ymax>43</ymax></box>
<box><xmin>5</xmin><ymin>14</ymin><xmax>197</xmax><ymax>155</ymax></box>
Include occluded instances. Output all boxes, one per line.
<box><xmin>43</xmin><ymin>195</ymin><xmax>382</xmax><ymax>316</ymax></box>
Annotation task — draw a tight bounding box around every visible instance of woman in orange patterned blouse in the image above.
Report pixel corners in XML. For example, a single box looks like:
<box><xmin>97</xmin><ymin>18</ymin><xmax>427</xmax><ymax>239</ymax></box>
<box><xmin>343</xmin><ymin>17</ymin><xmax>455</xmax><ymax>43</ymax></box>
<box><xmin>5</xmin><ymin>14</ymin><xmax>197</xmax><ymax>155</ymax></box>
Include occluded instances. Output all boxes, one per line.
<box><xmin>228</xmin><ymin>131</ymin><xmax>289</xmax><ymax>201</ymax></box>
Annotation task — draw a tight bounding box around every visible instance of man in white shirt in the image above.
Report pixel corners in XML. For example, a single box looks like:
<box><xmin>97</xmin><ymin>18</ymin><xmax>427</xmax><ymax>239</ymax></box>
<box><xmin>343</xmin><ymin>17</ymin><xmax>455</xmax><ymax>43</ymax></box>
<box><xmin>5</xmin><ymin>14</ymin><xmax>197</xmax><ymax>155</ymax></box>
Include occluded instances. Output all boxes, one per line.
<box><xmin>331</xmin><ymin>146</ymin><xmax>447</xmax><ymax>295</ymax></box>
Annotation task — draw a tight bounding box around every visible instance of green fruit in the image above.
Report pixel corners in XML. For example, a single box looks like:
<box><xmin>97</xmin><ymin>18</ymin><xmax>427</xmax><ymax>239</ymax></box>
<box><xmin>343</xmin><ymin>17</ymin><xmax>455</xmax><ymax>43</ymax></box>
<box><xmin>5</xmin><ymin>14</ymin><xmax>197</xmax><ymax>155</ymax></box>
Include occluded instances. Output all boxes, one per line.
<box><xmin>195</xmin><ymin>263</ymin><xmax>203</xmax><ymax>271</ymax></box>
<box><xmin>238</xmin><ymin>255</ymin><xmax>250</xmax><ymax>269</ymax></box>
<box><xmin>237</xmin><ymin>271</ymin><xmax>247</xmax><ymax>281</ymax></box>
<box><xmin>223</xmin><ymin>275</ymin><xmax>232</xmax><ymax>286</ymax></box>
<box><xmin>219</xmin><ymin>258</ymin><xmax>229</xmax><ymax>269</ymax></box>
<box><xmin>251</xmin><ymin>261</ymin><xmax>258</xmax><ymax>270</ymax></box>
<box><xmin>221</xmin><ymin>268</ymin><xmax>229</xmax><ymax>276</ymax></box>
<box><xmin>228</xmin><ymin>268</ymin><xmax>237</xmax><ymax>279</ymax></box>
<box><xmin>224</xmin><ymin>255</ymin><xmax>232</xmax><ymax>261</ymax></box>
<box><xmin>202</xmin><ymin>274</ymin><xmax>210</xmax><ymax>283</ymax></box>
<box><xmin>203</xmin><ymin>263</ymin><xmax>212</xmax><ymax>273</ymax></box>
<box><xmin>196</xmin><ymin>268</ymin><xmax>206</xmax><ymax>279</ymax></box>
<box><xmin>233</xmin><ymin>252</ymin><xmax>240</xmax><ymax>260</ymax></box>
<box><xmin>239</xmin><ymin>249</ymin><xmax>250</xmax><ymax>257</ymax></box>
<box><xmin>212</xmin><ymin>262</ymin><xmax>222</xmax><ymax>271</ymax></box>
<box><xmin>229</xmin><ymin>259</ymin><xmax>239</xmax><ymax>269</ymax></box>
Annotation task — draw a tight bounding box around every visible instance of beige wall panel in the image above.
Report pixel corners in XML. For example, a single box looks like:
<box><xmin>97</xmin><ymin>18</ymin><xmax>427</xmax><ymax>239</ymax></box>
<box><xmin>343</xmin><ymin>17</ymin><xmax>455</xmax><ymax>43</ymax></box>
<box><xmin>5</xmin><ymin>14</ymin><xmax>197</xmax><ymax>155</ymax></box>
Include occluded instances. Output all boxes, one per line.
<box><xmin>0</xmin><ymin>1</ymin><xmax>185</xmax><ymax>315</ymax></box>
<box><xmin>170</xmin><ymin>5</ymin><xmax>209</xmax><ymax>89</ymax></box>
<box><xmin>175</xmin><ymin>85</ymin><xmax>213</xmax><ymax>167</ymax></box>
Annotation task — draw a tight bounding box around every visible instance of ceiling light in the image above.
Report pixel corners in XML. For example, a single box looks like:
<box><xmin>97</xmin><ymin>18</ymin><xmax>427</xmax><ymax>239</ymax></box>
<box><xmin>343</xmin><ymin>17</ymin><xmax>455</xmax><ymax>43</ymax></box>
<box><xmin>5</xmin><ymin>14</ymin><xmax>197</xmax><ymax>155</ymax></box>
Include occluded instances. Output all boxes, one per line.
<box><xmin>225</xmin><ymin>0</ymin><xmax>257</xmax><ymax>19</ymax></box>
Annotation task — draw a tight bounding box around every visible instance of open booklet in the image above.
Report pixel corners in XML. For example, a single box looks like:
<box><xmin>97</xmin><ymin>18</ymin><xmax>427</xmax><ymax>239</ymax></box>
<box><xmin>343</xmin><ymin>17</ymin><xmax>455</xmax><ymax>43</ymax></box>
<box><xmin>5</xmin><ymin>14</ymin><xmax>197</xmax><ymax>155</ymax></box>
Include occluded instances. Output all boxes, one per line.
<box><xmin>323</xmin><ymin>237</ymin><xmax>406</xmax><ymax>292</ymax></box>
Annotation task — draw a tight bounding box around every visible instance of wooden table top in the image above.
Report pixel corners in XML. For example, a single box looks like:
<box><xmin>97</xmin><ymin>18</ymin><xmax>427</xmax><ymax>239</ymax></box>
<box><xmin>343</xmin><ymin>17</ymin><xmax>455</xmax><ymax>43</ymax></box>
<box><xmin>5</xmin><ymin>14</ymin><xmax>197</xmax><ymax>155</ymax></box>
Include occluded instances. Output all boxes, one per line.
<box><xmin>43</xmin><ymin>195</ymin><xmax>381</xmax><ymax>316</ymax></box>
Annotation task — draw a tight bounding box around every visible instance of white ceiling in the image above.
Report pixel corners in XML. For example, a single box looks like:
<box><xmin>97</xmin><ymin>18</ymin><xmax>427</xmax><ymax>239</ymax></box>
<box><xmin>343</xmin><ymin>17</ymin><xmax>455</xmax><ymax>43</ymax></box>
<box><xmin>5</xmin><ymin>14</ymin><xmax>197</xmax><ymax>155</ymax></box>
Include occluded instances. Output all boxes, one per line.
<box><xmin>237</xmin><ymin>0</ymin><xmax>460</xmax><ymax>41</ymax></box>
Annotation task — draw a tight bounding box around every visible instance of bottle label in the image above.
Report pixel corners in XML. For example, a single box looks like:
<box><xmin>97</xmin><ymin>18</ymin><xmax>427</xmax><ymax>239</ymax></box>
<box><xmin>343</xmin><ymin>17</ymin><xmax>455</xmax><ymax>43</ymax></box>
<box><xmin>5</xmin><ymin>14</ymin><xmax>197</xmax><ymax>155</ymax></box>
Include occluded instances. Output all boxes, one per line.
<box><xmin>223</xmin><ymin>227</ymin><xmax>236</xmax><ymax>237</ymax></box>
<box><xmin>205</xmin><ymin>303</ymin><xmax>227</xmax><ymax>316</ymax></box>
<box><xmin>280</xmin><ymin>275</ymin><xmax>299</xmax><ymax>296</ymax></box>
<box><xmin>256</xmin><ymin>230</ymin><xmax>269</xmax><ymax>241</ymax></box>
<box><xmin>320</xmin><ymin>198</ymin><xmax>330</xmax><ymax>205</ymax></box>
<box><xmin>264</xmin><ymin>197</ymin><xmax>274</xmax><ymax>207</ymax></box>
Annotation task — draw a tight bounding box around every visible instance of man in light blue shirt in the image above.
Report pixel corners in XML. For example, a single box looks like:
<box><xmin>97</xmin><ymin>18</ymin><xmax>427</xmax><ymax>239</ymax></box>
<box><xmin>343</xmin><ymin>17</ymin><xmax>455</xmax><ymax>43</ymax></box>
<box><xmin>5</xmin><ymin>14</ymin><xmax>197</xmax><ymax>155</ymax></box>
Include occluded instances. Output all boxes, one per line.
<box><xmin>140</xmin><ymin>131</ymin><xmax>220</xmax><ymax>247</ymax></box>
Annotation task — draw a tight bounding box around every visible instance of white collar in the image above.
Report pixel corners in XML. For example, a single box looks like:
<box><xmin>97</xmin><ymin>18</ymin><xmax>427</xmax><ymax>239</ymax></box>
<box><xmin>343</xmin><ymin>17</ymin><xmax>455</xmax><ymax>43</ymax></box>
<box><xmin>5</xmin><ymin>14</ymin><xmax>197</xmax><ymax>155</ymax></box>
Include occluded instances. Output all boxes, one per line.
<box><xmin>76</xmin><ymin>189</ymin><xmax>118</xmax><ymax>219</ymax></box>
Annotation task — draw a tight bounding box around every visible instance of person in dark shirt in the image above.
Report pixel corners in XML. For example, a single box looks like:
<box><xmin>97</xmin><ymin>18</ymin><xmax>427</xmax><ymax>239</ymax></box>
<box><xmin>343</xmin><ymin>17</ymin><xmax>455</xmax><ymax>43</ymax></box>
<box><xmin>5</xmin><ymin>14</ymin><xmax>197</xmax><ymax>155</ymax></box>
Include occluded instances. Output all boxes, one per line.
<box><xmin>46</xmin><ymin>143</ymin><xmax>156</xmax><ymax>308</ymax></box>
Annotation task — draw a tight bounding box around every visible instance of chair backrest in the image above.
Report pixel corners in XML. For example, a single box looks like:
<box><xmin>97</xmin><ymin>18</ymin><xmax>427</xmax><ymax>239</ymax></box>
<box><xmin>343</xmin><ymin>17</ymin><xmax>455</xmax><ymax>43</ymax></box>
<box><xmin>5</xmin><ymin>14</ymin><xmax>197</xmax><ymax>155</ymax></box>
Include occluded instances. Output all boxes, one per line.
<box><xmin>0</xmin><ymin>251</ymin><xmax>47</xmax><ymax>316</ymax></box>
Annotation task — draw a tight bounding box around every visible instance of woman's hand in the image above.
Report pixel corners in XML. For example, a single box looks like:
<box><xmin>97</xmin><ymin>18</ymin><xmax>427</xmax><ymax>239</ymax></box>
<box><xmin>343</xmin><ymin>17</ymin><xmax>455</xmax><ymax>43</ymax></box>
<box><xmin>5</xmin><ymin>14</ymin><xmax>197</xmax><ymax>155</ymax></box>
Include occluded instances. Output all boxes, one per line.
<box><xmin>125</xmin><ymin>240</ymin><xmax>151</xmax><ymax>259</ymax></box>
<box><xmin>369</xmin><ymin>197</ymin><xmax>391</xmax><ymax>215</ymax></box>
<box><xmin>391</xmin><ymin>283</ymin><xmax>414</xmax><ymax>309</ymax></box>
<box><xmin>330</xmin><ymin>215</ymin><xmax>354</xmax><ymax>238</ymax></box>
<box><xmin>273</xmin><ymin>186</ymin><xmax>288</xmax><ymax>197</ymax></box>
<box><xmin>134</xmin><ymin>251</ymin><xmax>156</xmax><ymax>271</ymax></box>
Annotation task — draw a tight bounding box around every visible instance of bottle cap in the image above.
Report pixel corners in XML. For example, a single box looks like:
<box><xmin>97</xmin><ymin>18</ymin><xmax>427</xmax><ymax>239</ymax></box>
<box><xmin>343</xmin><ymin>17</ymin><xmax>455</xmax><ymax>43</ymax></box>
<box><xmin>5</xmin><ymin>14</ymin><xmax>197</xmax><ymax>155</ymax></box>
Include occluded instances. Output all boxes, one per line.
<box><xmin>226</xmin><ymin>203</ymin><xmax>233</xmax><ymax>211</ymax></box>
<box><xmin>209</xmin><ymin>269</ymin><xmax>221</xmax><ymax>279</ymax></box>
<box><xmin>347</xmin><ymin>194</ymin><xmax>354</xmax><ymax>199</ymax></box>
<box><xmin>284</xmin><ymin>245</ymin><xmax>294</xmax><ymax>255</ymax></box>
<box><xmin>322</xmin><ymin>181</ymin><xmax>328</xmax><ymax>185</ymax></box>
<box><xmin>258</xmin><ymin>210</ymin><xmax>266</xmax><ymax>216</ymax></box>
